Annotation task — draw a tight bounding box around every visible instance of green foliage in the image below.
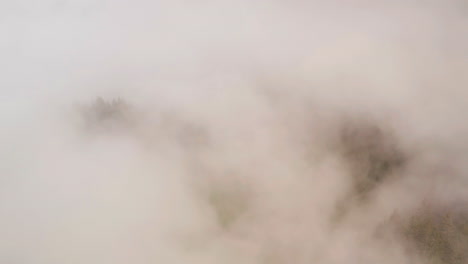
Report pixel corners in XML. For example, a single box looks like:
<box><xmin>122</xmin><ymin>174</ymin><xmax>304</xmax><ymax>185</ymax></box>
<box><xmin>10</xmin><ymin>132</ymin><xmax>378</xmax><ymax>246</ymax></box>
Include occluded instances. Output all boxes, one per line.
<box><xmin>400</xmin><ymin>205</ymin><xmax>468</xmax><ymax>264</ymax></box>
<box><xmin>339</xmin><ymin>118</ymin><xmax>406</xmax><ymax>199</ymax></box>
<box><xmin>332</xmin><ymin>118</ymin><xmax>407</xmax><ymax>223</ymax></box>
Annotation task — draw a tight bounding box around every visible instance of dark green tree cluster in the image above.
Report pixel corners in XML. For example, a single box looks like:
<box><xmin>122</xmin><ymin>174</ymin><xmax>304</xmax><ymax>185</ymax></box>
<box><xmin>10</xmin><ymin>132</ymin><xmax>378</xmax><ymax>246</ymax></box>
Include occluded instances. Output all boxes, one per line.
<box><xmin>338</xmin><ymin>118</ymin><xmax>406</xmax><ymax>199</ymax></box>
<box><xmin>399</xmin><ymin>204</ymin><xmax>468</xmax><ymax>264</ymax></box>
<box><xmin>332</xmin><ymin>118</ymin><xmax>407</xmax><ymax>223</ymax></box>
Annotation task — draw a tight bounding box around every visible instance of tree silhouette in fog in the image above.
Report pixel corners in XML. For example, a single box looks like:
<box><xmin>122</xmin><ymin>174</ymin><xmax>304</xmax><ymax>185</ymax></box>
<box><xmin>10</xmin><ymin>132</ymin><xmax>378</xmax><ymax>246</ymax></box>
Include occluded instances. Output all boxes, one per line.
<box><xmin>80</xmin><ymin>97</ymin><xmax>132</xmax><ymax>132</ymax></box>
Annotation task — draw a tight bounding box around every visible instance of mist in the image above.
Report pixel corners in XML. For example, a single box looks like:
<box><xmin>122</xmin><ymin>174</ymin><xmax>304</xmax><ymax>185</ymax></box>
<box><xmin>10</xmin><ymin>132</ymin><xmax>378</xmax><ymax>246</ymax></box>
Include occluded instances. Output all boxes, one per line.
<box><xmin>1</xmin><ymin>0</ymin><xmax>467</xmax><ymax>263</ymax></box>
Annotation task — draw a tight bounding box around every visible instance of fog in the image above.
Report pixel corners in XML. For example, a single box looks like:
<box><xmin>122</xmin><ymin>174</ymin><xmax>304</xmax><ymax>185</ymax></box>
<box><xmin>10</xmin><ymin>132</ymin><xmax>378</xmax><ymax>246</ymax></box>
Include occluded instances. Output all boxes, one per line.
<box><xmin>1</xmin><ymin>0</ymin><xmax>467</xmax><ymax>263</ymax></box>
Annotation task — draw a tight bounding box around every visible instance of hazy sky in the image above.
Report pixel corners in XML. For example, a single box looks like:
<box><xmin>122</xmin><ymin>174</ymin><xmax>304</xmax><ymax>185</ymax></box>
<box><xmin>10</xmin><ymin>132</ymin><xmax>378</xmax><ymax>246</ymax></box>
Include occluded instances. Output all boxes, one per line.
<box><xmin>0</xmin><ymin>1</ymin><xmax>467</xmax><ymax>263</ymax></box>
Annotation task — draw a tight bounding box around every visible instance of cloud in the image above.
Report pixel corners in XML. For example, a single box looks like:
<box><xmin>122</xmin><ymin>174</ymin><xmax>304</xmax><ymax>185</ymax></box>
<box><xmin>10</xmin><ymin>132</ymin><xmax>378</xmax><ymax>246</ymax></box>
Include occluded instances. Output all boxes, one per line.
<box><xmin>0</xmin><ymin>0</ymin><xmax>467</xmax><ymax>263</ymax></box>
